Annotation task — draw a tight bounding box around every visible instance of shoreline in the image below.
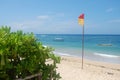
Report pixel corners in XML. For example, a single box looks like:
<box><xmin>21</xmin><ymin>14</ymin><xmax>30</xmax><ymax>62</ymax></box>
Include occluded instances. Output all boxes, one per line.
<box><xmin>54</xmin><ymin>50</ymin><xmax>120</xmax><ymax>64</ymax></box>
<box><xmin>57</xmin><ymin>55</ymin><xmax>120</xmax><ymax>80</ymax></box>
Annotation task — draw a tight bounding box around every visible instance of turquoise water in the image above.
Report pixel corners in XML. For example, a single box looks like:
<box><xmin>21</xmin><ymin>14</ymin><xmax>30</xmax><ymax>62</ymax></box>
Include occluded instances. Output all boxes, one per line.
<box><xmin>36</xmin><ymin>34</ymin><xmax>120</xmax><ymax>64</ymax></box>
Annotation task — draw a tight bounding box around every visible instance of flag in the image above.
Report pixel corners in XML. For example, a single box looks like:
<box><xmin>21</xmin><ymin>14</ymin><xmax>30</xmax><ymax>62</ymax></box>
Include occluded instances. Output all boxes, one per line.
<box><xmin>78</xmin><ymin>13</ymin><xmax>84</xmax><ymax>26</ymax></box>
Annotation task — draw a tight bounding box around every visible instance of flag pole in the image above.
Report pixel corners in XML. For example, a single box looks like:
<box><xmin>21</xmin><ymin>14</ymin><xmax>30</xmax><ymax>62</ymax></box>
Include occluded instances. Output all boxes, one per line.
<box><xmin>82</xmin><ymin>24</ymin><xmax>84</xmax><ymax>69</ymax></box>
<box><xmin>78</xmin><ymin>13</ymin><xmax>84</xmax><ymax>69</ymax></box>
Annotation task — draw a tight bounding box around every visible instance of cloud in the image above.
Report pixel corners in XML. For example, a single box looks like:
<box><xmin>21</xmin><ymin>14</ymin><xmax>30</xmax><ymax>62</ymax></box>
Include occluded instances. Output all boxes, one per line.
<box><xmin>9</xmin><ymin>20</ymin><xmax>45</xmax><ymax>32</ymax></box>
<box><xmin>108</xmin><ymin>19</ymin><xmax>120</xmax><ymax>23</ymax></box>
<box><xmin>106</xmin><ymin>8</ymin><xmax>113</xmax><ymax>13</ymax></box>
<box><xmin>37</xmin><ymin>15</ymin><xmax>49</xmax><ymax>19</ymax></box>
<box><xmin>8</xmin><ymin>13</ymin><xmax>81</xmax><ymax>34</ymax></box>
<box><xmin>10</xmin><ymin>15</ymin><xmax>52</xmax><ymax>29</ymax></box>
<box><xmin>55</xmin><ymin>13</ymin><xmax>65</xmax><ymax>17</ymax></box>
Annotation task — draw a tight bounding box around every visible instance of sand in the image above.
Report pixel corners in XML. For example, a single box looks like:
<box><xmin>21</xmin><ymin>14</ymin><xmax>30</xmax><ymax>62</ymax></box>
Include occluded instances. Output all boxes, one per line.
<box><xmin>56</xmin><ymin>56</ymin><xmax>120</xmax><ymax>80</ymax></box>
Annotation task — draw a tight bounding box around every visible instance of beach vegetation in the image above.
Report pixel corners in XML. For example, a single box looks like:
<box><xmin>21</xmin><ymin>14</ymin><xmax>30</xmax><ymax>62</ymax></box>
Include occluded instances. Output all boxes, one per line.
<box><xmin>0</xmin><ymin>26</ymin><xmax>61</xmax><ymax>80</ymax></box>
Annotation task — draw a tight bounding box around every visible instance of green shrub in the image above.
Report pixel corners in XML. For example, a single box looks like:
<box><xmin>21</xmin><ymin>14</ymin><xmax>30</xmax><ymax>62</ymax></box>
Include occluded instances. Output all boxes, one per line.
<box><xmin>0</xmin><ymin>26</ymin><xmax>61</xmax><ymax>80</ymax></box>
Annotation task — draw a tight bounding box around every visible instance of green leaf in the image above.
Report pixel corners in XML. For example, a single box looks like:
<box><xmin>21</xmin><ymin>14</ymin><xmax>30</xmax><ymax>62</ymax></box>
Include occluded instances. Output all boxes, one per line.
<box><xmin>0</xmin><ymin>26</ymin><xmax>61</xmax><ymax>79</ymax></box>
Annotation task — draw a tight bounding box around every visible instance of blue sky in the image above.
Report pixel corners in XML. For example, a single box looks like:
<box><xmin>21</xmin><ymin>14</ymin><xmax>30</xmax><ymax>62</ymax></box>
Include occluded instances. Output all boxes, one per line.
<box><xmin>0</xmin><ymin>0</ymin><xmax>120</xmax><ymax>34</ymax></box>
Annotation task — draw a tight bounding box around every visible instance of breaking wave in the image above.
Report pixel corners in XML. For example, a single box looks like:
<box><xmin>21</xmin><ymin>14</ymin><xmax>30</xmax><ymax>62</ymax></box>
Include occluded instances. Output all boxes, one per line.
<box><xmin>94</xmin><ymin>52</ymin><xmax>120</xmax><ymax>58</ymax></box>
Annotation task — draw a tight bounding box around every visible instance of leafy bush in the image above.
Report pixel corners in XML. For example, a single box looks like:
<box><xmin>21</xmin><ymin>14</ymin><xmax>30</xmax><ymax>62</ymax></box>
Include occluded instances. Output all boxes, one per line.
<box><xmin>0</xmin><ymin>26</ymin><xmax>61</xmax><ymax>80</ymax></box>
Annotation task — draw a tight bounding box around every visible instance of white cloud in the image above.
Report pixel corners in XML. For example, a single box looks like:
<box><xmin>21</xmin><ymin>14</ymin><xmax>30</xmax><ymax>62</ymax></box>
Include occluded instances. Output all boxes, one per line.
<box><xmin>109</xmin><ymin>19</ymin><xmax>120</xmax><ymax>23</ymax></box>
<box><xmin>37</xmin><ymin>15</ymin><xmax>49</xmax><ymax>19</ymax></box>
<box><xmin>9</xmin><ymin>20</ymin><xmax>45</xmax><ymax>32</ymax></box>
<box><xmin>55</xmin><ymin>13</ymin><xmax>65</xmax><ymax>17</ymax></box>
<box><xmin>8</xmin><ymin>13</ymin><xmax>81</xmax><ymax>34</ymax></box>
<box><xmin>106</xmin><ymin>8</ymin><xmax>113</xmax><ymax>13</ymax></box>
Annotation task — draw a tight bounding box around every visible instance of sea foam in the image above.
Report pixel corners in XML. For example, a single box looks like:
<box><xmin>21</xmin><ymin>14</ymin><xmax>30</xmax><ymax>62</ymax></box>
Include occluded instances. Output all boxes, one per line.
<box><xmin>94</xmin><ymin>52</ymin><xmax>120</xmax><ymax>58</ymax></box>
<box><xmin>53</xmin><ymin>51</ymin><xmax>71</xmax><ymax>56</ymax></box>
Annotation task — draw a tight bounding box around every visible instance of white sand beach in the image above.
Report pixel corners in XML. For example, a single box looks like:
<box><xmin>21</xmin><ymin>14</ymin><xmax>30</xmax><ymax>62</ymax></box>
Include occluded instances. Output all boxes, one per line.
<box><xmin>57</xmin><ymin>56</ymin><xmax>120</xmax><ymax>80</ymax></box>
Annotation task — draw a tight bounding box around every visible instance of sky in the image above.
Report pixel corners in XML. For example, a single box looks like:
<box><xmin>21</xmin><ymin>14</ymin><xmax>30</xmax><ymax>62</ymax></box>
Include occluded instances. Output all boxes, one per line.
<box><xmin>0</xmin><ymin>0</ymin><xmax>120</xmax><ymax>34</ymax></box>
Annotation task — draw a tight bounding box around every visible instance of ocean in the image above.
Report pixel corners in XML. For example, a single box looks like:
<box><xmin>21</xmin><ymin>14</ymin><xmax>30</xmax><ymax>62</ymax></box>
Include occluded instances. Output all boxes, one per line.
<box><xmin>35</xmin><ymin>34</ymin><xmax>120</xmax><ymax>64</ymax></box>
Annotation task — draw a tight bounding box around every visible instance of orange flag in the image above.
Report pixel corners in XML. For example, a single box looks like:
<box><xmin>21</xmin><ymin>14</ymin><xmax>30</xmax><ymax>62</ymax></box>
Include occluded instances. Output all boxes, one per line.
<box><xmin>78</xmin><ymin>13</ymin><xmax>84</xmax><ymax>26</ymax></box>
